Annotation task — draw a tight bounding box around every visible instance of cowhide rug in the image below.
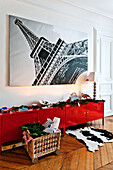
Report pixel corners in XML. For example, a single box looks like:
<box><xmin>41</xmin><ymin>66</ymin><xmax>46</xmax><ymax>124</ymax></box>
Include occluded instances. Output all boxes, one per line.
<box><xmin>66</xmin><ymin>127</ymin><xmax>113</xmax><ymax>152</ymax></box>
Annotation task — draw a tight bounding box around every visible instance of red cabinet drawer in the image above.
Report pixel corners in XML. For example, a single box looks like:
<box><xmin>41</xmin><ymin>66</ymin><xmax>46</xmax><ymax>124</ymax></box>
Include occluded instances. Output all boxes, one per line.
<box><xmin>65</xmin><ymin>105</ymin><xmax>79</xmax><ymax>127</ymax></box>
<box><xmin>86</xmin><ymin>102</ymin><xmax>104</xmax><ymax>122</ymax></box>
<box><xmin>2</xmin><ymin>110</ymin><xmax>37</xmax><ymax>143</ymax></box>
<box><xmin>78</xmin><ymin>104</ymin><xmax>87</xmax><ymax>124</ymax></box>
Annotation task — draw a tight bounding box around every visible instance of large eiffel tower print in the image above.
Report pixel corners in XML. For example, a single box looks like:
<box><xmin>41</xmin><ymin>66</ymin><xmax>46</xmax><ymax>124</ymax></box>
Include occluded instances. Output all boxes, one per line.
<box><xmin>9</xmin><ymin>15</ymin><xmax>88</xmax><ymax>86</ymax></box>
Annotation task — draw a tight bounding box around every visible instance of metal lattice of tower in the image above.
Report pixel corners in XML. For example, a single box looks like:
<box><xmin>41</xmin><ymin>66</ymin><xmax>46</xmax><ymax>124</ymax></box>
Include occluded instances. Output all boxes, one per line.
<box><xmin>15</xmin><ymin>19</ymin><xmax>39</xmax><ymax>50</ymax></box>
<box><xmin>14</xmin><ymin>18</ymin><xmax>88</xmax><ymax>85</ymax></box>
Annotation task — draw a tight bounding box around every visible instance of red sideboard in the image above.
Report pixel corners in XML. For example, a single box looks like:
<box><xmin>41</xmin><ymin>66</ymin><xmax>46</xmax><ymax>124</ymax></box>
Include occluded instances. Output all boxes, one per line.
<box><xmin>65</xmin><ymin>101</ymin><xmax>104</xmax><ymax>127</ymax></box>
<box><xmin>0</xmin><ymin>101</ymin><xmax>104</xmax><ymax>154</ymax></box>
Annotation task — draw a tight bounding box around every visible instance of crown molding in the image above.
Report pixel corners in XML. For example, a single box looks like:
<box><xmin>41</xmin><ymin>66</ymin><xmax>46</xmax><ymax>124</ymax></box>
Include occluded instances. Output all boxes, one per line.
<box><xmin>62</xmin><ymin>0</ymin><xmax>113</xmax><ymax>20</ymax></box>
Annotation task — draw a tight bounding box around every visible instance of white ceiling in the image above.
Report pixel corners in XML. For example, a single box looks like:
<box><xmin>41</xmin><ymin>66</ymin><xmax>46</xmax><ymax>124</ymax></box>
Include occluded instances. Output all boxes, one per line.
<box><xmin>20</xmin><ymin>0</ymin><xmax>113</xmax><ymax>19</ymax></box>
<box><xmin>63</xmin><ymin>0</ymin><xmax>113</xmax><ymax>19</ymax></box>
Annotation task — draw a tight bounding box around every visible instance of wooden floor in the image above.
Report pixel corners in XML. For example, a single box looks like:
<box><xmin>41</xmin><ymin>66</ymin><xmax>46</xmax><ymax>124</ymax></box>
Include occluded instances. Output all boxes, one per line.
<box><xmin>1</xmin><ymin>116</ymin><xmax>113</xmax><ymax>170</ymax></box>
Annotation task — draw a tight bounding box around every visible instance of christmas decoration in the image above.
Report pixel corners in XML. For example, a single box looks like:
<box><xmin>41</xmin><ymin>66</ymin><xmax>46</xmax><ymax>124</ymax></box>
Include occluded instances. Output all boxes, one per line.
<box><xmin>20</xmin><ymin>122</ymin><xmax>47</xmax><ymax>139</ymax></box>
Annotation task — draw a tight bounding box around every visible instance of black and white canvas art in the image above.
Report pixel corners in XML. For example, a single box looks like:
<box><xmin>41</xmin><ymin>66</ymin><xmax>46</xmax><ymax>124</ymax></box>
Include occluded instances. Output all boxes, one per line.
<box><xmin>9</xmin><ymin>15</ymin><xmax>88</xmax><ymax>86</ymax></box>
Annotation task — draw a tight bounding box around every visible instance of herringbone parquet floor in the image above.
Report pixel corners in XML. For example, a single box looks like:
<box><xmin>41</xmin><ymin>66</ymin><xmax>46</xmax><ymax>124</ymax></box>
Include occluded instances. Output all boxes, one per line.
<box><xmin>0</xmin><ymin>116</ymin><xmax>113</xmax><ymax>170</ymax></box>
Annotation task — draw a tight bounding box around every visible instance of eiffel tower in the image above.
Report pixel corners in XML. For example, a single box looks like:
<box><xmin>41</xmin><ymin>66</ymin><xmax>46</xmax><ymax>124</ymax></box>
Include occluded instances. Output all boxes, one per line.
<box><xmin>15</xmin><ymin>18</ymin><xmax>88</xmax><ymax>85</ymax></box>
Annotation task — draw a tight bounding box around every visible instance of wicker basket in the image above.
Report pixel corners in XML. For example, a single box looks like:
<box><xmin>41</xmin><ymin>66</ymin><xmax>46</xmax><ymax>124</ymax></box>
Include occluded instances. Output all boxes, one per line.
<box><xmin>24</xmin><ymin>130</ymin><xmax>61</xmax><ymax>163</ymax></box>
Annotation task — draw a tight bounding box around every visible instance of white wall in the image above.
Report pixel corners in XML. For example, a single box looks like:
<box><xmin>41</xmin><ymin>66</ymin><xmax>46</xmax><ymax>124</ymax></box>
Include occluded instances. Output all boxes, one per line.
<box><xmin>96</xmin><ymin>34</ymin><xmax>113</xmax><ymax>117</ymax></box>
<box><xmin>0</xmin><ymin>0</ymin><xmax>113</xmax><ymax>117</ymax></box>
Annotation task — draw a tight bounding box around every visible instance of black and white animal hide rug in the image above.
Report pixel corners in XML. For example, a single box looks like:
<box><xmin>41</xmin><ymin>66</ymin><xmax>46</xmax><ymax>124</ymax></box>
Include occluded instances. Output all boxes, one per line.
<box><xmin>66</xmin><ymin>127</ymin><xmax>113</xmax><ymax>152</ymax></box>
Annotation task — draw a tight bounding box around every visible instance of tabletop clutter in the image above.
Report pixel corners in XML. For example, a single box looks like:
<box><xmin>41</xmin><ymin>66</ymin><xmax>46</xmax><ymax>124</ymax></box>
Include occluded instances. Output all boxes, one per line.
<box><xmin>0</xmin><ymin>92</ymin><xmax>93</xmax><ymax>114</ymax></box>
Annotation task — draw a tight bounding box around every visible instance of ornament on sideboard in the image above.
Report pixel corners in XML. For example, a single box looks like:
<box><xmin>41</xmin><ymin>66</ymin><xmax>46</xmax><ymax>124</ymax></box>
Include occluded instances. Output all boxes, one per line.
<box><xmin>38</xmin><ymin>100</ymin><xmax>51</xmax><ymax>106</ymax></box>
<box><xmin>11</xmin><ymin>105</ymin><xmax>29</xmax><ymax>112</ymax></box>
<box><xmin>32</xmin><ymin>104</ymin><xmax>38</xmax><ymax>109</ymax></box>
<box><xmin>0</xmin><ymin>107</ymin><xmax>11</xmax><ymax>113</ymax></box>
<box><xmin>81</xmin><ymin>93</ymin><xmax>91</xmax><ymax>99</ymax></box>
<box><xmin>69</xmin><ymin>92</ymin><xmax>79</xmax><ymax>102</ymax></box>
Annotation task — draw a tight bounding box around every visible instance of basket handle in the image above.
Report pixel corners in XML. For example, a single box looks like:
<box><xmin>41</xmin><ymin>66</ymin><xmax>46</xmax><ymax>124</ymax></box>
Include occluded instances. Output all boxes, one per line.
<box><xmin>26</xmin><ymin>129</ymin><xmax>31</xmax><ymax>140</ymax></box>
<box><xmin>23</xmin><ymin>130</ymin><xmax>33</xmax><ymax>151</ymax></box>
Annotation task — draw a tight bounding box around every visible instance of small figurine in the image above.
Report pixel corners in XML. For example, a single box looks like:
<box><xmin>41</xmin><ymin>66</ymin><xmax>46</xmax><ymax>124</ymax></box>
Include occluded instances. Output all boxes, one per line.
<box><xmin>0</xmin><ymin>107</ymin><xmax>11</xmax><ymax>113</ymax></box>
<box><xmin>81</xmin><ymin>93</ymin><xmax>91</xmax><ymax>99</ymax></box>
<box><xmin>69</xmin><ymin>92</ymin><xmax>79</xmax><ymax>102</ymax></box>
